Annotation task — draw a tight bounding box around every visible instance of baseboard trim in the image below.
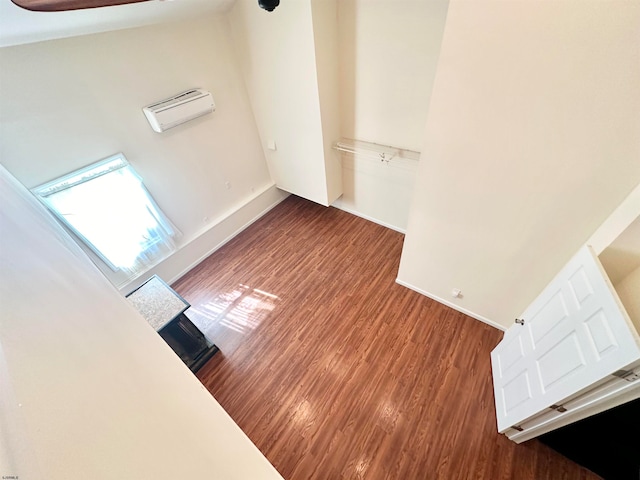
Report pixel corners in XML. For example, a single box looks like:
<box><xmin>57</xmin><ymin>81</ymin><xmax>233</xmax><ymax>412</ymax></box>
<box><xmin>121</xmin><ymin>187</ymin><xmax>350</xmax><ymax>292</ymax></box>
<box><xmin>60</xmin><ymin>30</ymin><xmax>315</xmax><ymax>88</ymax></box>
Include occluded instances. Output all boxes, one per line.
<box><xmin>120</xmin><ymin>184</ymin><xmax>289</xmax><ymax>293</ymax></box>
<box><xmin>395</xmin><ymin>278</ymin><xmax>506</xmax><ymax>331</ymax></box>
<box><xmin>168</xmin><ymin>184</ymin><xmax>289</xmax><ymax>284</ymax></box>
<box><xmin>332</xmin><ymin>202</ymin><xmax>406</xmax><ymax>234</ymax></box>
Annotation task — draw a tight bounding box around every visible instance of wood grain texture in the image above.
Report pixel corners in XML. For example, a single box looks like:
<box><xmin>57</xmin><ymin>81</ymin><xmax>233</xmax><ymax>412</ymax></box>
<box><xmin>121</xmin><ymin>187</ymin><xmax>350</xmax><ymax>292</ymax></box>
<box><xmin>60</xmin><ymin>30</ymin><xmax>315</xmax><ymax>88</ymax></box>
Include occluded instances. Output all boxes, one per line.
<box><xmin>173</xmin><ymin>195</ymin><xmax>601</xmax><ymax>480</ymax></box>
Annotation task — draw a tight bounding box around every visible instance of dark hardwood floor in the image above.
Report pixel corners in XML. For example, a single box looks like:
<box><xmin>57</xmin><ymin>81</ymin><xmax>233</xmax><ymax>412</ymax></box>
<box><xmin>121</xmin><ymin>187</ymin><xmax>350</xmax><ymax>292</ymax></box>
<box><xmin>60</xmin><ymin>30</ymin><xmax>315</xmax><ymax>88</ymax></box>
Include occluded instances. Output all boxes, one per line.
<box><xmin>173</xmin><ymin>195</ymin><xmax>600</xmax><ymax>480</ymax></box>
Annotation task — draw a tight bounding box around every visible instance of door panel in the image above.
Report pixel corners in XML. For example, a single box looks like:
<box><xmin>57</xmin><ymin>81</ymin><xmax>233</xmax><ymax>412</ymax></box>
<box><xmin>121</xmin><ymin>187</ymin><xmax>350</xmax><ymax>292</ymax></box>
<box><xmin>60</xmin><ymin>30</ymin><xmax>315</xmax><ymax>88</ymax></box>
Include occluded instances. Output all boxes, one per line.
<box><xmin>499</xmin><ymin>332</ymin><xmax>526</xmax><ymax>374</ymax></box>
<box><xmin>502</xmin><ymin>370</ymin><xmax>533</xmax><ymax>411</ymax></box>
<box><xmin>492</xmin><ymin>246</ymin><xmax>640</xmax><ymax>433</ymax></box>
<box><xmin>584</xmin><ymin>310</ymin><xmax>618</xmax><ymax>358</ymax></box>
<box><xmin>529</xmin><ymin>289</ymin><xmax>570</xmax><ymax>344</ymax></box>
<box><xmin>536</xmin><ymin>332</ymin><xmax>584</xmax><ymax>390</ymax></box>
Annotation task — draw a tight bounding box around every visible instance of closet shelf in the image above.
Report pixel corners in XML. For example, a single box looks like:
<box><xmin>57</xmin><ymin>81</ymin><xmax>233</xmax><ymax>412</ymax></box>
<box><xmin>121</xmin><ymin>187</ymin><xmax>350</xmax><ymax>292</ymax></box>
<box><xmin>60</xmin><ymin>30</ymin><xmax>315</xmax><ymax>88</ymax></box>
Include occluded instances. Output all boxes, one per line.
<box><xmin>332</xmin><ymin>138</ymin><xmax>421</xmax><ymax>164</ymax></box>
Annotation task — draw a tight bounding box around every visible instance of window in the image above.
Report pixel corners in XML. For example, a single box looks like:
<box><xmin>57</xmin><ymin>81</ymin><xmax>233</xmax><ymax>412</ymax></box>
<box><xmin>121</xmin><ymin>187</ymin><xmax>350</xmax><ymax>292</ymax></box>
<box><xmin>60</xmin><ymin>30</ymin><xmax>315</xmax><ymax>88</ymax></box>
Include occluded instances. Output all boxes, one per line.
<box><xmin>33</xmin><ymin>153</ymin><xmax>179</xmax><ymax>279</ymax></box>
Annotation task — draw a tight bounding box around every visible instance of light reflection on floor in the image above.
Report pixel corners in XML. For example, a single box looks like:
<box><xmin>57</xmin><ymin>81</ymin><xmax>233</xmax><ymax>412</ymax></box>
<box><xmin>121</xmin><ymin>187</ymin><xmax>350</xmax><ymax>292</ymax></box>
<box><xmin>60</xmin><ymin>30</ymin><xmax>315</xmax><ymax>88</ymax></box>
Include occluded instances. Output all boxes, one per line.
<box><xmin>185</xmin><ymin>284</ymin><xmax>279</xmax><ymax>354</ymax></box>
<box><xmin>377</xmin><ymin>398</ymin><xmax>400</xmax><ymax>432</ymax></box>
<box><xmin>292</xmin><ymin>398</ymin><xmax>314</xmax><ymax>427</ymax></box>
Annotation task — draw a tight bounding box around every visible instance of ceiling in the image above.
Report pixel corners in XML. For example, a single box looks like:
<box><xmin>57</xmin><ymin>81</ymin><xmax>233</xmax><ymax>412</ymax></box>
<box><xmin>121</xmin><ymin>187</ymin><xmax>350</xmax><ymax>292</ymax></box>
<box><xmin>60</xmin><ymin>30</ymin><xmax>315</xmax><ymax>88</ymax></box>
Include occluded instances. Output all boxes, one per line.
<box><xmin>0</xmin><ymin>0</ymin><xmax>236</xmax><ymax>48</ymax></box>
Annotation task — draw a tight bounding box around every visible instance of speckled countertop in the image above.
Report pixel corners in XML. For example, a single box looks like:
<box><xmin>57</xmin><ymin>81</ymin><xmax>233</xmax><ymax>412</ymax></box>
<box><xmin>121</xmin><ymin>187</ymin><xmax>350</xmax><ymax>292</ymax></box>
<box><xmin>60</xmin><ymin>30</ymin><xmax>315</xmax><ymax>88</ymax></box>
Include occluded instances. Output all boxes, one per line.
<box><xmin>126</xmin><ymin>276</ymin><xmax>189</xmax><ymax>331</ymax></box>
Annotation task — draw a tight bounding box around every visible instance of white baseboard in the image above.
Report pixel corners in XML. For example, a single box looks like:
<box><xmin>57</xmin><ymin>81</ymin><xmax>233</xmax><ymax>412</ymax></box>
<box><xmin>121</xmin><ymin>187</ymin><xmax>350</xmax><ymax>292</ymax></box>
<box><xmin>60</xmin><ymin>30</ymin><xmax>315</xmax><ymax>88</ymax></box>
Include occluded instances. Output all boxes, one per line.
<box><xmin>332</xmin><ymin>202</ymin><xmax>406</xmax><ymax>234</ymax></box>
<box><xmin>120</xmin><ymin>184</ymin><xmax>289</xmax><ymax>293</ymax></box>
<box><xmin>395</xmin><ymin>278</ymin><xmax>506</xmax><ymax>331</ymax></box>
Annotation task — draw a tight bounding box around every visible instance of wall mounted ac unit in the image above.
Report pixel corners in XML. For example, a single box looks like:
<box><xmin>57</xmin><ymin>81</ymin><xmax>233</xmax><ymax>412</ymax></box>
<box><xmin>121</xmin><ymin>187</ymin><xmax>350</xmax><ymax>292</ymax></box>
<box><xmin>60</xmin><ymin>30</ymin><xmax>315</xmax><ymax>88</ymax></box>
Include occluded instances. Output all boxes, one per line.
<box><xmin>142</xmin><ymin>89</ymin><xmax>215</xmax><ymax>133</ymax></box>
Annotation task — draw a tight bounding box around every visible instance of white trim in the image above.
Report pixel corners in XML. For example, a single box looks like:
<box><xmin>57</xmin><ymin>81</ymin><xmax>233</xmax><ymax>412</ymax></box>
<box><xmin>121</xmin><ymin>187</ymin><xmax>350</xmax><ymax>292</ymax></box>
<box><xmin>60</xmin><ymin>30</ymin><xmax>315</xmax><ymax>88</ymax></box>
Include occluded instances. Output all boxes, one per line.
<box><xmin>166</xmin><ymin>185</ymin><xmax>288</xmax><ymax>285</ymax></box>
<box><xmin>507</xmin><ymin>365</ymin><xmax>640</xmax><ymax>443</ymax></box>
<box><xmin>332</xmin><ymin>203</ymin><xmax>406</xmax><ymax>234</ymax></box>
<box><xmin>587</xmin><ymin>182</ymin><xmax>640</xmax><ymax>255</ymax></box>
<box><xmin>395</xmin><ymin>278</ymin><xmax>506</xmax><ymax>331</ymax></box>
<box><xmin>32</xmin><ymin>152</ymin><xmax>128</xmax><ymax>196</ymax></box>
<box><xmin>181</xmin><ymin>182</ymin><xmax>279</xmax><ymax>245</ymax></box>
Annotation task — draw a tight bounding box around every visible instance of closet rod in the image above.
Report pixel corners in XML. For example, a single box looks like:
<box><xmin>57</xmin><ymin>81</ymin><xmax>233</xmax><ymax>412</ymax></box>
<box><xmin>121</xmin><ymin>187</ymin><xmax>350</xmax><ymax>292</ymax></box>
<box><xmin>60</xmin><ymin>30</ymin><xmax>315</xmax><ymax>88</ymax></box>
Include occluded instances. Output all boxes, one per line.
<box><xmin>332</xmin><ymin>138</ymin><xmax>420</xmax><ymax>163</ymax></box>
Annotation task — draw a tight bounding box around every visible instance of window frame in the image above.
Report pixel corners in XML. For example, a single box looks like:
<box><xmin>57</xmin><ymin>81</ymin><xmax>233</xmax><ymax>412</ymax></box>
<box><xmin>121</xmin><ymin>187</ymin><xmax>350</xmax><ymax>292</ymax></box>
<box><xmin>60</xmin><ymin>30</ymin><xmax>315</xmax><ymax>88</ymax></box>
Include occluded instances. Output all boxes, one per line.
<box><xmin>32</xmin><ymin>153</ymin><xmax>177</xmax><ymax>273</ymax></box>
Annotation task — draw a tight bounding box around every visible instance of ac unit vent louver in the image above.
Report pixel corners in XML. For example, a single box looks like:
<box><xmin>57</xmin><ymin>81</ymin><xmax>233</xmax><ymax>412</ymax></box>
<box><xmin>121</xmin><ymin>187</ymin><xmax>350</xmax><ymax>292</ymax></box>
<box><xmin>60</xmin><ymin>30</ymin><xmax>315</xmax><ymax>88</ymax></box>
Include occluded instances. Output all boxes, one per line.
<box><xmin>143</xmin><ymin>88</ymin><xmax>215</xmax><ymax>133</ymax></box>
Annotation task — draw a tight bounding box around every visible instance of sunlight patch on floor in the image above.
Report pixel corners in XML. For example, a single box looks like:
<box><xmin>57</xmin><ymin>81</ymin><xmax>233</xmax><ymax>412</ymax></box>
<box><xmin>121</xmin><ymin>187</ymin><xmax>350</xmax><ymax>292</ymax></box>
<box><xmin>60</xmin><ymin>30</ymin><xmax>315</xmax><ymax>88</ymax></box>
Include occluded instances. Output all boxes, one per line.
<box><xmin>189</xmin><ymin>284</ymin><xmax>279</xmax><ymax>336</ymax></box>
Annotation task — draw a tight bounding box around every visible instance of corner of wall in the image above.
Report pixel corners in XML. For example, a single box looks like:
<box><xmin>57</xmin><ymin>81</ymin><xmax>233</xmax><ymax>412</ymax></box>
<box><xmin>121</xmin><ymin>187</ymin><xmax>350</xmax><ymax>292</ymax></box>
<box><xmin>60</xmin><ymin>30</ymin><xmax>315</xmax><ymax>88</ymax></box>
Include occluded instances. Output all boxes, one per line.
<box><xmin>586</xmin><ymin>181</ymin><xmax>640</xmax><ymax>255</ymax></box>
<box><xmin>120</xmin><ymin>184</ymin><xmax>289</xmax><ymax>293</ymax></box>
<box><xmin>395</xmin><ymin>278</ymin><xmax>506</xmax><ymax>331</ymax></box>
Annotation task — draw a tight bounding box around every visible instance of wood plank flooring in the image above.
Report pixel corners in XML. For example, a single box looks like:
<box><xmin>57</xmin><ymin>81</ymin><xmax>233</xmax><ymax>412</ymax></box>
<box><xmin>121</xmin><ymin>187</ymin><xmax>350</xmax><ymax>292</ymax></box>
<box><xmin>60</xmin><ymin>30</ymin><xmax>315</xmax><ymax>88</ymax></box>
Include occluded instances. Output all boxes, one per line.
<box><xmin>173</xmin><ymin>195</ymin><xmax>600</xmax><ymax>480</ymax></box>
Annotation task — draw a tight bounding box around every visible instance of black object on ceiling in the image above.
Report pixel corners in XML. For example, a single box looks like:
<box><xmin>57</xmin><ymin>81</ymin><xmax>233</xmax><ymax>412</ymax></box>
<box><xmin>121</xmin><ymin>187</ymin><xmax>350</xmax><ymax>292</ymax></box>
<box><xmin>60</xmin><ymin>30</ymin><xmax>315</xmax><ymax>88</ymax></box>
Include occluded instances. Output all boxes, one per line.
<box><xmin>258</xmin><ymin>0</ymin><xmax>279</xmax><ymax>12</ymax></box>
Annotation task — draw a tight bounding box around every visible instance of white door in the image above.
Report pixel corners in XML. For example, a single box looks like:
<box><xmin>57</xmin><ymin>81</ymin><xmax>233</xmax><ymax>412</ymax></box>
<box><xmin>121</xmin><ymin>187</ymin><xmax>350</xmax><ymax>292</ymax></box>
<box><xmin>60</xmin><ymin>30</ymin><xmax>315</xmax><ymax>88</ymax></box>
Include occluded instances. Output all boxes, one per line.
<box><xmin>491</xmin><ymin>245</ymin><xmax>640</xmax><ymax>433</ymax></box>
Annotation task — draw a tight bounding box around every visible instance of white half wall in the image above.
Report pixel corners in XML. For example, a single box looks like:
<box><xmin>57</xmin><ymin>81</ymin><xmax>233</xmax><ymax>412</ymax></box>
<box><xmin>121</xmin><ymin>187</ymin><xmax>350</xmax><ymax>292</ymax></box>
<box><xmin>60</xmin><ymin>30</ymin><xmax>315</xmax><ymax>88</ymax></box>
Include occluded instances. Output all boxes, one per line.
<box><xmin>397</xmin><ymin>0</ymin><xmax>640</xmax><ymax>330</ymax></box>
<box><xmin>0</xmin><ymin>165</ymin><xmax>283</xmax><ymax>480</ymax></box>
<box><xmin>0</xmin><ymin>15</ymin><xmax>279</xmax><ymax>291</ymax></box>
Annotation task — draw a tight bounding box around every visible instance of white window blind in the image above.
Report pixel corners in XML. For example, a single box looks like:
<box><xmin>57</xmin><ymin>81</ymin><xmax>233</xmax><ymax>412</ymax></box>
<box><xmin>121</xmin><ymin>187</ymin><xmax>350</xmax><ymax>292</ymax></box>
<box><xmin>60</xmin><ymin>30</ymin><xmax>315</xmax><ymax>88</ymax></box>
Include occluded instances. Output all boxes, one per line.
<box><xmin>33</xmin><ymin>153</ymin><xmax>180</xmax><ymax>279</ymax></box>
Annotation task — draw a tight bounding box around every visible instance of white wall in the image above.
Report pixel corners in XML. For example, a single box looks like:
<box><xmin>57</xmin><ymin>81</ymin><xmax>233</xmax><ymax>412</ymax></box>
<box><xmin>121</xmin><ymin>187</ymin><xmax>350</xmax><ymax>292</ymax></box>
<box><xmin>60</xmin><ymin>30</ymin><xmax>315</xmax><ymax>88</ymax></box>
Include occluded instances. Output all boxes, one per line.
<box><xmin>0</xmin><ymin>0</ymin><xmax>236</xmax><ymax>48</ymax></box>
<box><xmin>615</xmin><ymin>266</ymin><xmax>640</xmax><ymax>333</ymax></box>
<box><xmin>332</xmin><ymin>151</ymin><xmax>419</xmax><ymax>232</ymax></box>
<box><xmin>229</xmin><ymin>0</ymin><xmax>341</xmax><ymax>207</ymax></box>
<box><xmin>0</xmin><ymin>15</ymin><xmax>286</xmax><ymax>292</ymax></box>
<box><xmin>332</xmin><ymin>0</ymin><xmax>448</xmax><ymax>231</ymax></box>
<box><xmin>311</xmin><ymin>0</ymin><xmax>342</xmax><ymax>205</ymax></box>
<box><xmin>397</xmin><ymin>0</ymin><xmax>640</xmax><ymax>329</ymax></box>
<box><xmin>0</xmin><ymin>165</ymin><xmax>283</xmax><ymax>480</ymax></box>
<box><xmin>599</xmin><ymin>216</ymin><xmax>640</xmax><ymax>286</ymax></box>
<box><xmin>596</xmin><ymin>201</ymin><xmax>640</xmax><ymax>333</ymax></box>
<box><xmin>588</xmin><ymin>183</ymin><xmax>640</xmax><ymax>256</ymax></box>
<box><xmin>338</xmin><ymin>0</ymin><xmax>449</xmax><ymax>152</ymax></box>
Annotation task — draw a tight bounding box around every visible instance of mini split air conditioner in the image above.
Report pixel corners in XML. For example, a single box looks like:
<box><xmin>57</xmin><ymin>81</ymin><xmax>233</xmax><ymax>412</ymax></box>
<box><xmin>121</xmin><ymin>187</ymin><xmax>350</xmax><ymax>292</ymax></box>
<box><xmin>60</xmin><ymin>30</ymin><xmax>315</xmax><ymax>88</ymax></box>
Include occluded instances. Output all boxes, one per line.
<box><xmin>142</xmin><ymin>89</ymin><xmax>215</xmax><ymax>133</ymax></box>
